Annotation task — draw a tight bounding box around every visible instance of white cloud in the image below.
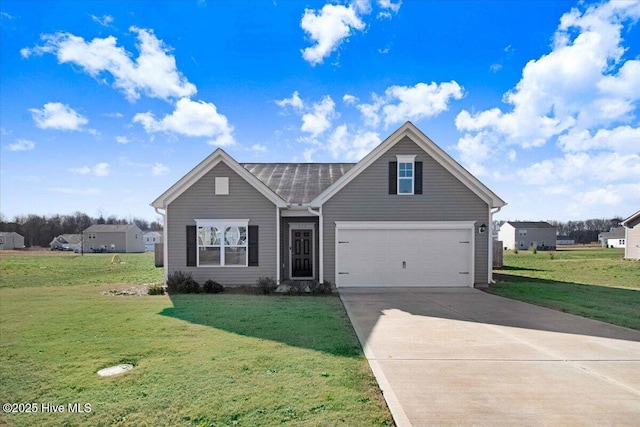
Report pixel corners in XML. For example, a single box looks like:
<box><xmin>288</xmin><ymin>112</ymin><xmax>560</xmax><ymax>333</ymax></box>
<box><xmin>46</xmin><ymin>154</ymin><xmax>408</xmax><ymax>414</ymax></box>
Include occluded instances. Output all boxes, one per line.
<box><xmin>134</xmin><ymin>98</ymin><xmax>235</xmax><ymax>146</ymax></box>
<box><xmin>103</xmin><ymin>112</ymin><xmax>123</xmax><ymax>118</ymax></box>
<box><xmin>300</xmin><ymin>4</ymin><xmax>365</xmax><ymax>66</ymax></box>
<box><xmin>326</xmin><ymin>124</ymin><xmax>380</xmax><ymax>161</ymax></box>
<box><xmin>275</xmin><ymin>91</ymin><xmax>304</xmax><ymax>111</ymax></box>
<box><xmin>358</xmin><ymin>81</ymin><xmax>464</xmax><ymax>128</ymax></box>
<box><xmin>29</xmin><ymin>102</ymin><xmax>89</xmax><ymax>131</ymax></box>
<box><xmin>301</xmin><ymin>96</ymin><xmax>336</xmax><ymax>136</ymax></box>
<box><xmin>489</xmin><ymin>63</ymin><xmax>502</xmax><ymax>72</ymax></box>
<box><xmin>377</xmin><ymin>0</ymin><xmax>402</xmax><ymax>13</ymax></box>
<box><xmin>251</xmin><ymin>144</ymin><xmax>267</xmax><ymax>153</ymax></box>
<box><xmin>151</xmin><ymin>162</ymin><xmax>169</xmax><ymax>176</ymax></box>
<box><xmin>302</xmin><ymin>148</ymin><xmax>316</xmax><ymax>162</ymax></box>
<box><xmin>7</xmin><ymin>139</ymin><xmax>35</xmax><ymax>151</ymax></box>
<box><xmin>343</xmin><ymin>94</ymin><xmax>358</xmax><ymax>104</ymax></box>
<box><xmin>115</xmin><ymin>136</ymin><xmax>130</xmax><ymax>144</ymax></box>
<box><xmin>276</xmin><ymin>92</ymin><xmax>337</xmax><ymax>137</ymax></box>
<box><xmin>456</xmin><ymin>1</ymin><xmax>640</xmax><ymax>152</ymax></box>
<box><xmin>90</xmin><ymin>14</ymin><xmax>113</xmax><ymax>27</ymax></box>
<box><xmin>22</xmin><ymin>27</ymin><xmax>196</xmax><ymax>101</ymax></box>
<box><xmin>558</xmin><ymin>126</ymin><xmax>640</xmax><ymax>154</ymax></box>
<box><xmin>68</xmin><ymin>163</ymin><xmax>110</xmax><ymax>176</ymax></box>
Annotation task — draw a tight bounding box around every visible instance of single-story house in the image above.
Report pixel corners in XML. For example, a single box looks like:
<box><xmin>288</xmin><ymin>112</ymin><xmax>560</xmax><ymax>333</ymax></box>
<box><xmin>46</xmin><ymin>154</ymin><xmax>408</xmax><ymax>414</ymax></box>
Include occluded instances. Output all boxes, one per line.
<box><xmin>50</xmin><ymin>234</ymin><xmax>82</xmax><ymax>252</ymax></box>
<box><xmin>151</xmin><ymin>122</ymin><xmax>506</xmax><ymax>288</ymax></box>
<box><xmin>498</xmin><ymin>221</ymin><xmax>556</xmax><ymax>250</ymax></box>
<box><xmin>0</xmin><ymin>232</ymin><xmax>25</xmax><ymax>250</ymax></box>
<box><xmin>556</xmin><ymin>235</ymin><xmax>575</xmax><ymax>245</ymax></box>
<box><xmin>599</xmin><ymin>227</ymin><xmax>626</xmax><ymax>248</ymax></box>
<box><xmin>144</xmin><ymin>231</ymin><xmax>163</xmax><ymax>251</ymax></box>
<box><xmin>83</xmin><ymin>224</ymin><xmax>145</xmax><ymax>253</ymax></box>
<box><xmin>621</xmin><ymin>210</ymin><xmax>640</xmax><ymax>260</ymax></box>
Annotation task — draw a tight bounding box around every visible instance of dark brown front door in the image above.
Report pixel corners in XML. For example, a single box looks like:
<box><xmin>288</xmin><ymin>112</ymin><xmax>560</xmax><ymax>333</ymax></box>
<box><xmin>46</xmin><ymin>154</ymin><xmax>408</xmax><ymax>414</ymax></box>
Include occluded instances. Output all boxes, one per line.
<box><xmin>291</xmin><ymin>230</ymin><xmax>312</xmax><ymax>277</ymax></box>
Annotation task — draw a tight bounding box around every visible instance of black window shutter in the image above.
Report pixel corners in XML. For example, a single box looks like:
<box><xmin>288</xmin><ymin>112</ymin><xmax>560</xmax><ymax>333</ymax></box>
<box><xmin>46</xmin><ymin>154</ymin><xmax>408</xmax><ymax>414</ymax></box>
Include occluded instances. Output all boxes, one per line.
<box><xmin>388</xmin><ymin>162</ymin><xmax>397</xmax><ymax>194</ymax></box>
<box><xmin>186</xmin><ymin>225</ymin><xmax>197</xmax><ymax>267</ymax></box>
<box><xmin>415</xmin><ymin>161</ymin><xmax>423</xmax><ymax>194</ymax></box>
<box><xmin>248</xmin><ymin>225</ymin><xmax>259</xmax><ymax>266</ymax></box>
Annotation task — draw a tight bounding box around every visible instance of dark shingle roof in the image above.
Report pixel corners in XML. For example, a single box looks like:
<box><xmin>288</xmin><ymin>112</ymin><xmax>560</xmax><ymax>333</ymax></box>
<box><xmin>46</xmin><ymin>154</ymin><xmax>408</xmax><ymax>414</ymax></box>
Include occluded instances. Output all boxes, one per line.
<box><xmin>85</xmin><ymin>224</ymin><xmax>138</xmax><ymax>233</ymax></box>
<box><xmin>242</xmin><ymin>163</ymin><xmax>355</xmax><ymax>204</ymax></box>
<box><xmin>601</xmin><ymin>227</ymin><xmax>625</xmax><ymax>239</ymax></box>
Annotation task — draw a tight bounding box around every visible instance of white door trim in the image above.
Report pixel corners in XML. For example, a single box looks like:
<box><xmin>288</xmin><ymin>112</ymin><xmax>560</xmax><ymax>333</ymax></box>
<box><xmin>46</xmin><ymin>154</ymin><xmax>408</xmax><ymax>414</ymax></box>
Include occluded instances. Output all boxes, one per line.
<box><xmin>289</xmin><ymin>223</ymin><xmax>315</xmax><ymax>280</ymax></box>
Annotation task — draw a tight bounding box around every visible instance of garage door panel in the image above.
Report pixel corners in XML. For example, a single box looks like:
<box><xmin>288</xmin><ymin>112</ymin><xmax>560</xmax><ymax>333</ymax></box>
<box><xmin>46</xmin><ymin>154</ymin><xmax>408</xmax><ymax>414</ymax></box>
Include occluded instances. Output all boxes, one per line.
<box><xmin>336</xmin><ymin>226</ymin><xmax>472</xmax><ymax>287</ymax></box>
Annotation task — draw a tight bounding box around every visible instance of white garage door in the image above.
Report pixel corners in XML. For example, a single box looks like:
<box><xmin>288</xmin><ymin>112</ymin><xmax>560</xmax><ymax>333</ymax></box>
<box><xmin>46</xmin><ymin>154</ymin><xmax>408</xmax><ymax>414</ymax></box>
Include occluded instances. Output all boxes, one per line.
<box><xmin>336</xmin><ymin>222</ymin><xmax>474</xmax><ymax>287</ymax></box>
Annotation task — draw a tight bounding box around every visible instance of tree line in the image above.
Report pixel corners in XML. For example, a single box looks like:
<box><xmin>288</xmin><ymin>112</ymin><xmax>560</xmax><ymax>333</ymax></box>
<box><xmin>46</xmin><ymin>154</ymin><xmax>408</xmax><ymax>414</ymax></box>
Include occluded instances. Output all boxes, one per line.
<box><xmin>496</xmin><ymin>217</ymin><xmax>624</xmax><ymax>244</ymax></box>
<box><xmin>0</xmin><ymin>212</ymin><xmax>162</xmax><ymax>248</ymax></box>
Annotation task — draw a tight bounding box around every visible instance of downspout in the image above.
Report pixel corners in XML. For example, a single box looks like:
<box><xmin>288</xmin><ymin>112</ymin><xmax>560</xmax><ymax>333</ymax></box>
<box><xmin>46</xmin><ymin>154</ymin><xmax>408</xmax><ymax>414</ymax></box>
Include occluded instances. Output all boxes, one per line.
<box><xmin>307</xmin><ymin>206</ymin><xmax>323</xmax><ymax>283</ymax></box>
<box><xmin>276</xmin><ymin>206</ymin><xmax>281</xmax><ymax>284</ymax></box>
<box><xmin>155</xmin><ymin>207</ymin><xmax>168</xmax><ymax>283</ymax></box>
<box><xmin>489</xmin><ymin>206</ymin><xmax>503</xmax><ymax>284</ymax></box>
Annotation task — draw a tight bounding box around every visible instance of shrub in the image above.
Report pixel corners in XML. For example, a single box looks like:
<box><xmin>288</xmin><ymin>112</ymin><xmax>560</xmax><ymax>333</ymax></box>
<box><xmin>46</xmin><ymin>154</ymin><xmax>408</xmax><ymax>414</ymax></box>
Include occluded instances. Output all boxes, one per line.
<box><xmin>147</xmin><ymin>283</ymin><xmax>165</xmax><ymax>295</ymax></box>
<box><xmin>178</xmin><ymin>278</ymin><xmax>200</xmax><ymax>293</ymax></box>
<box><xmin>513</xmin><ymin>248</ymin><xmax>519</xmax><ymax>254</ymax></box>
<box><xmin>256</xmin><ymin>276</ymin><xmax>277</xmax><ymax>295</ymax></box>
<box><xmin>166</xmin><ymin>270</ymin><xmax>193</xmax><ymax>293</ymax></box>
<box><xmin>203</xmin><ymin>279</ymin><xmax>224</xmax><ymax>294</ymax></box>
<box><xmin>312</xmin><ymin>280</ymin><xmax>334</xmax><ymax>295</ymax></box>
<box><xmin>532</xmin><ymin>247</ymin><xmax>538</xmax><ymax>254</ymax></box>
<box><xmin>549</xmin><ymin>252</ymin><xmax>555</xmax><ymax>260</ymax></box>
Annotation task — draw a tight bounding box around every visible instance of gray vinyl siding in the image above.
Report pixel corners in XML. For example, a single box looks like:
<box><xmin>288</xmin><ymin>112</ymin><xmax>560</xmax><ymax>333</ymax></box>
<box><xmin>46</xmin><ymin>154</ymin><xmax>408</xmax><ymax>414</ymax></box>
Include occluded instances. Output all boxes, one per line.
<box><xmin>280</xmin><ymin>217</ymin><xmax>320</xmax><ymax>280</ymax></box>
<box><xmin>624</xmin><ymin>217</ymin><xmax>640</xmax><ymax>260</ymax></box>
<box><xmin>322</xmin><ymin>136</ymin><xmax>490</xmax><ymax>285</ymax></box>
<box><xmin>84</xmin><ymin>232</ymin><xmax>126</xmax><ymax>252</ymax></box>
<box><xmin>166</xmin><ymin>162</ymin><xmax>277</xmax><ymax>285</ymax></box>
<box><xmin>126</xmin><ymin>228</ymin><xmax>145</xmax><ymax>253</ymax></box>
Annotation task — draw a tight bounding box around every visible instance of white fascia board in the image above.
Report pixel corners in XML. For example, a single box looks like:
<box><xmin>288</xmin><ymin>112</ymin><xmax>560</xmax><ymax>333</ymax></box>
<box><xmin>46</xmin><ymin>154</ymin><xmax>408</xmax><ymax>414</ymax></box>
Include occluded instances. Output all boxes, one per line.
<box><xmin>151</xmin><ymin>148</ymin><xmax>287</xmax><ymax>209</ymax></box>
<box><xmin>621</xmin><ymin>210</ymin><xmax>640</xmax><ymax>227</ymax></box>
<box><xmin>310</xmin><ymin>121</ymin><xmax>506</xmax><ymax>209</ymax></box>
<box><xmin>335</xmin><ymin>221</ymin><xmax>476</xmax><ymax>230</ymax></box>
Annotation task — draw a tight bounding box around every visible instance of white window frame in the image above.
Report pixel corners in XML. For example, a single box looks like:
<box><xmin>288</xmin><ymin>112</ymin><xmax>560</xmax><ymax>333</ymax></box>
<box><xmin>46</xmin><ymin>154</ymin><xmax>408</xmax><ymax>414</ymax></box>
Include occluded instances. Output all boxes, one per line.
<box><xmin>518</xmin><ymin>229</ymin><xmax>527</xmax><ymax>236</ymax></box>
<box><xmin>195</xmin><ymin>219</ymin><xmax>249</xmax><ymax>267</ymax></box>
<box><xmin>396</xmin><ymin>155</ymin><xmax>416</xmax><ymax>195</ymax></box>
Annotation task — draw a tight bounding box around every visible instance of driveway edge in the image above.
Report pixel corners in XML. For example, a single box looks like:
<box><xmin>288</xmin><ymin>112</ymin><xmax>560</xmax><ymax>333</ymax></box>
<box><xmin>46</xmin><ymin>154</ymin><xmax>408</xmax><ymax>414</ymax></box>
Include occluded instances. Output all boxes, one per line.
<box><xmin>339</xmin><ymin>292</ymin><xmax>412</xmax><ymax>427</ymax></box>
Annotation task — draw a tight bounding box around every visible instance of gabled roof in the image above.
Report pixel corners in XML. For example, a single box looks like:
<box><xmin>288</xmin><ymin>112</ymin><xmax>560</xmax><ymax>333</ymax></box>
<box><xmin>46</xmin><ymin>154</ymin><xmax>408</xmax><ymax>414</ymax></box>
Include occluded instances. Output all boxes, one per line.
<box><xmin>151</xmin><ymin>148</ymin><xmax>287</xmax><ymax>209</ymax></box>
<box><xmin>242</xmin><ymin>163</ymin><xmax>354</xmax><ymax>204</ymax></box>
<box><xmin>0</xmin><ymin>231</ymin><xmax>22</xmax><ymax>237</ymax></box>
<box><xmin>55</xmin><ymin>234</ymin><xmax>82</xmax><ymax>244</ymax></box>
<box><xmin>601</xmin><ymin>227</ymin><xmax>625</xmax><ymax>239</ymax></box>
<box><xmin>506</xmin><ymin>221</ymin><xmax>556</xmax><ymax>229</ymax></box>
<box><xmin>308</xmin><ymin>122</ymin><xmax>506</xmax><ymax>208</ymax></box>
<box><xmin>621</xmin><ymin>210</ymin><xmax>640</xmax><ymax>227</ymax></box>
<box><xmin>85</xmin><ymin>224</ymin><xmax>140</xmax><ymax>233</ymax></box>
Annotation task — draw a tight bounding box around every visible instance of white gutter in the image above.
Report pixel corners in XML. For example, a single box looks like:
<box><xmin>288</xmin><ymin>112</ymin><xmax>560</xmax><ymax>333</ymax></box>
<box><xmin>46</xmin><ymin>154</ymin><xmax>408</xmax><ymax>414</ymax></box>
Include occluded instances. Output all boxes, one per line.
<box><xmin>306</xmin><ymin>206</ymin><xmax>323</xmax><ymax>283</ymax></box>
<box><xmin>154</xmin><ymin>207</ymin><xmax>168</xmax><ymax>282</ymax></box>
<box><xmin>489</xmin><ymin>206</ymin><xmax>503</xmax><ymax>284</ymax></box>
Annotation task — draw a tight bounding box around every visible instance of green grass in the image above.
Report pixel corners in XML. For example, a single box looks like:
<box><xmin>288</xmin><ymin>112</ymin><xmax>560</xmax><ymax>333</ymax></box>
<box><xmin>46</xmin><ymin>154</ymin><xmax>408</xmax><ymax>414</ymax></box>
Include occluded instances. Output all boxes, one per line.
<box><xmin>491</xmin><ymin>248</ymin><xmax>640</xmax><ymax>330</ymax></box>
<box><xmin>0</xmin><ymin>251</ymin><xmax>163</xmax><ymax>288</ymax></box>
<box><xmin>0</xmin><ymin>252</ymin><xmax>393</xmax><ymax>426</ymax></box>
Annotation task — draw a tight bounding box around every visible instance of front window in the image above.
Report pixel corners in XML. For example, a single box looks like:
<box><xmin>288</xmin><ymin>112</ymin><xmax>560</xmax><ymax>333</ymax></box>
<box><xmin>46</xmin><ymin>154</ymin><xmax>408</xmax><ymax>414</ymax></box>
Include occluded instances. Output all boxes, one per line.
<box><xmin>196</xmin><ymin>220</ymin><xmax>248</xmax><ymax>267</ymax></box>
<box><xmin>396</xmin><ymin>155</ymin><xmax>416</xmax><ymax>195</ymax></box>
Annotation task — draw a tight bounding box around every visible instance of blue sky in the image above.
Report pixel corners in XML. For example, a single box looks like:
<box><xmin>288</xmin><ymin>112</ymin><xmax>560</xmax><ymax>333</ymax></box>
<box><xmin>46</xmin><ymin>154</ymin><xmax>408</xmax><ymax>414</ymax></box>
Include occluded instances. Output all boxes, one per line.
<box><xmin>1</xmin><ymin>0</ymin><xmax>639</xmax><ymax>223</ymax></box>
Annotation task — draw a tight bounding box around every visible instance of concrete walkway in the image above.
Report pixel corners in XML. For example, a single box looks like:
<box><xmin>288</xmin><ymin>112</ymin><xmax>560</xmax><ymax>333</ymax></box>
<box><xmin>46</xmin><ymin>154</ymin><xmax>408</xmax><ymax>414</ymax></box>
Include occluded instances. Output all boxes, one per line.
<box><xmin>339</xmin><ymin>287</ymin><xmax>640</xmax><ymax>427</ymax></box>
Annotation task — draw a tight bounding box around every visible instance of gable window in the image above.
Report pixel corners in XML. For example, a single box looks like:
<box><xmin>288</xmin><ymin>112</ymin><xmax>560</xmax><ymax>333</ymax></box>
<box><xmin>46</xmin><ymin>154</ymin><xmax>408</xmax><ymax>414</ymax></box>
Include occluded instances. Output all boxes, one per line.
<box><xmin>389</xmin><ymin>156</ymin><xmax>422</xmax><ymax>195</ymax></box>
<box><xmin>519</xmin><ymin>230</ymin><xmax>527</xmax><ymax>236</ymax></box>
<box><xmin>215</xmin><ymin>177</ymin><xmax>229</xmax><ymax>195</ymax></box>
<box><xmin>195</xmin><ymin>220</ymin><xmax>248</xmax><ymax>267</ymax></box>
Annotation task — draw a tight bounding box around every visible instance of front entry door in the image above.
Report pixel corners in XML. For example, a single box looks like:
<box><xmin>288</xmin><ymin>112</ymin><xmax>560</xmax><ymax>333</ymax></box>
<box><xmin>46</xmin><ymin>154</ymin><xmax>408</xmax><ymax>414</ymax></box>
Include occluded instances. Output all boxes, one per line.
<box><xmin>291</xmin><ymin>230</ymin><xmax>313</xmax><ymax>278</ymax></box>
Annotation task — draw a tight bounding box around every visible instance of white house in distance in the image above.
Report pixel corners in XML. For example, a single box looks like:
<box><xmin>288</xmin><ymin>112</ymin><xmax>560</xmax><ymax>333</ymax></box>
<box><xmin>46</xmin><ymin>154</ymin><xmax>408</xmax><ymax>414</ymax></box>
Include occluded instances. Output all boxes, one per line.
<box><xmin>0</xmin><ymin>232</ymin><xmax>25</xmax><ymax>250</ymax></box>
<box><xmin>621</xmin><ymin>210</ymin><xmax>640</xmax><ymax>260</ymax></box>
<box><xmin>83</xmin><ymin>224</ymin><xmax>145</xmax><ymax>253</ymax></box>
<box><xmin>143</xmin><ymin>231</ymin><xmax>163</xmax><ymax>251</ymax></box>
<box><xmin>599</xmin><ymin>227</ymin><xmax>626</xmax><ymax>248</ymax></box>
<box><xmin>498</xmin><ymin>221</ymin><xmax>557</xmax><ymax>250</ymax></box>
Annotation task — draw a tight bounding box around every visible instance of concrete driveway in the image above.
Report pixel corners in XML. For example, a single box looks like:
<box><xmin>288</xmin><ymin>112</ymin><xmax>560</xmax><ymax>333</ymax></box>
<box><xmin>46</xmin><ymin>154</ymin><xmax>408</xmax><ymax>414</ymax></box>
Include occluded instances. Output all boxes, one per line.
<box><xmin>339</xmin><ymin>287</ymin><xmax>640</xmax><ymax>426</ymax></box>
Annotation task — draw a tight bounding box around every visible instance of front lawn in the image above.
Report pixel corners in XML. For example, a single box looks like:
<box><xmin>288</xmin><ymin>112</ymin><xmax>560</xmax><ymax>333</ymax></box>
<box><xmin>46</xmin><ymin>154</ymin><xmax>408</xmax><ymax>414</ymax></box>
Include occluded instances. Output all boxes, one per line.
<box><xmin>492</xmin><ymin>248</ymin><xmax>640</xmax><ymax>330</ymax></box>
<box><xmin>0</xmin><ymin>252</ymin><xmax>393</xmax><ymax>426</ymax></box>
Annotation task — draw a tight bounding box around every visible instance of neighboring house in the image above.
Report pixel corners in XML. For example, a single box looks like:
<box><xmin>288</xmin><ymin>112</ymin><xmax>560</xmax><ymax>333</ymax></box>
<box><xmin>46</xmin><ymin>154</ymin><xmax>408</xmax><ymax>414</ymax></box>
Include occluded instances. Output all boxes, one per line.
<box><xmin>83</xmin><ymin>224</ymin><xmax>145</xmax><ymax>253</ymax></box>
<box><xmin>556</xmin><ymin>235</ymin><xmax>575</xmax><ymax>245</ymax></box>
<box><xmin>151</xmin><ymin>122</ymin><xmax>506</xmax><ymax>288</ymax></box>
<box><xmin>498</xmin><ymin>222</ymin><xmax>556</xmax><ymax>250</ymax></box>
<box><xmin>144</xmin><ymin>231</ymin><xmax>163</xmax><ymax>251</ymax></box>
<box><xmin>621</xmin><ymin>210</ymin><xmax>640</xmax><ymax>260</ymax></box>
<box><xmin>50</xmin><ymin>234</ymin><xmax>82</xmax><ymax>252</ymax></box>
<box><xmin>599</xmin><ymin>227</ymin><xmax>626</xmax><ymax>248</ymax></box>
<box><xmin>0</xmin><ymin>232</ymin><xmax>25</xmax><ymax>250</ymax></box>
